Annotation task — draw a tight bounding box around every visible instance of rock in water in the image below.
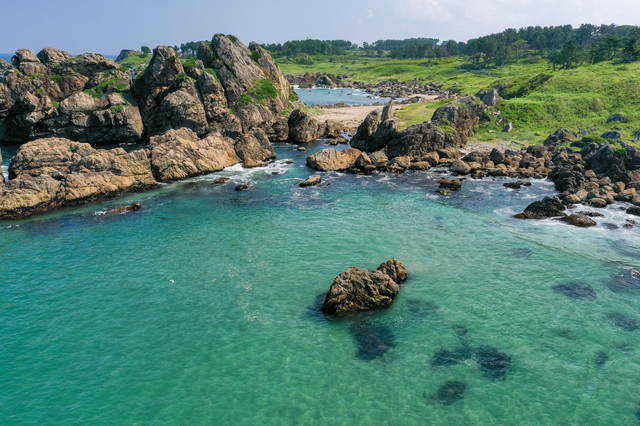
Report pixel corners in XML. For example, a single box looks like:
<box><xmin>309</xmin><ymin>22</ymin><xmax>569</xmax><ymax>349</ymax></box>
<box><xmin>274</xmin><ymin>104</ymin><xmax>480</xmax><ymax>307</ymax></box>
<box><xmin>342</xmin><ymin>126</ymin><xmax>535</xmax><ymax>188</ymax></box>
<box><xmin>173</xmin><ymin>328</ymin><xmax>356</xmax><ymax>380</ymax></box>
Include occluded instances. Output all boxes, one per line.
<box><xmin>426</xmin><ymin>381</ymin><xmax>467</xmax><ymax>405</ymax></box>
<box><xmin>213</xmin><ymin>177</ymin><xmax>230</xmax><ymax>184</ymax></box>
<box><xmin>306</xmin><ymin>148</ymin><xmax>362</xmax><ymax>172</ymax></box>
<box><xmin>476</xmin><ymin>346</ymin><xmax>512</xmax><ymax>381</ymax></box>
<box><xmin>0</xmin><ymin>138</ymin><xmax>156</xmax><ymax>218</ymax></box>
<box><xmin>405</xmin><ymin>299</ymin><xmax>439</xmax><ymax>319</ymax></box>
<box><xmin>350</xmin><ymin>322</ymin><xmax>395</xmax><ymax>361</ymax></box>
<box><xmin>607</xmin><ymin>313</ymin><xmax>638</xmax><ymax>331</ymax></box>
<box><xmin>320</xmin><ymin>259</ymin><xmax>407</xmax><ymax>314</ymax></box>
<box><xmin>606</xmin><ymin>269</ymin><xmax>640</xmax><ymax>293</ymax></box>
<box><xmin>375</xmin><ymin>258</ymin><xmax>408</xmax><ymax>284</ymax></box>
<box><xmin>110</xmin><ymin>203</ymin><xmax>142</xmax><ymax>214</ymax></box>
<box><xmin>552</xmin><ymin>283</ymin><xmax>597</xmax><ymax>300</ymax></box>
<box><xmin>429</xmin><ymin>346</ymin><xmax>474</xmax><ymax>367</ymax></box>
<box><xmin>299</xmin><ymin>176</ymin><xmax>321</xmax><ymax>187</ymax></box>
<box><xmin>288</xmin><ymin>109</ymin><xmax>318</xmax><ymax>143</ymax></box>
<box><xmin>557</xmin><ymin>214</ymin><xmax>597</xmax><ymax>227</ymax></box>
<box><xmin>439</xmin><ymin>179</ymin><xmax>462</xmax><ymax>191</ymax></box>
<box><xmin>149</xmin><ymin>128</ymin><xmax>241</xmax><ymax>182</ymax></box>
<box><xmin>514</xmin><ymin>197</ymin><xmax>566</xmax><ymax>219</ymax></box>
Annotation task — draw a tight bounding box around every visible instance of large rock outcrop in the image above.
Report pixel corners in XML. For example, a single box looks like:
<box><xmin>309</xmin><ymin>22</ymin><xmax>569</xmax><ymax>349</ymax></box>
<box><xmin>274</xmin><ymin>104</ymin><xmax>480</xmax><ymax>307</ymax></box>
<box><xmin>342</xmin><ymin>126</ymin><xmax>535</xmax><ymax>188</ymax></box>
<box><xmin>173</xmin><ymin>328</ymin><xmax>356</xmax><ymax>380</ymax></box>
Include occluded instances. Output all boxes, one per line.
<box><xmin>321</xmin><ymin>259</ymin><xmax>408</xmax><ymax>314</ymax></box>
<box><xmin>0</xmin><ymin>138</ymin><xmax>156</xmax><ymax>218</ymax></box>
<box><xmin>288</xmin><ymin>109</ymin><xmax>318</xmax><ymax>143</ymax></box>
<box><xmin>0</xmin><ymin>48</ymin><xmax>141</xmax><ymax>144</ymax></box>
<box><xmin>350</xmin><ymin>103</ymin><xmax>398</xmax><ymax>152</ymax></box>
<box><xmin>149</xmin><ymin>128</ymin><xmax>241</xmax><ymax>182</ymax></box>
<box><xmin>233</xmin><ymin>128</ymin><xmax>276</xmax><ymax>167</ymax></box>
<box><xmin>306</xmin><ymin>148</ymin><xmax>362</xmax><ymax>171</ymax></box>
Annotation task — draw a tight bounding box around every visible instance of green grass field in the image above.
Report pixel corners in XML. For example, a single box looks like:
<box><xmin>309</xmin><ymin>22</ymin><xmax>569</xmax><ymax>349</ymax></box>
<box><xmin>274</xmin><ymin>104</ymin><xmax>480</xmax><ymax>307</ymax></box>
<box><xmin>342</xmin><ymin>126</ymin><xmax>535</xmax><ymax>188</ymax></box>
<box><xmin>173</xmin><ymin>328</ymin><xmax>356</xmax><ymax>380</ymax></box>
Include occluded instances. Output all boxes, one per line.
<box><xmin>278</xmin><ymin>54</ymin><xmax>640</xmax><ymax>146</ymax></box>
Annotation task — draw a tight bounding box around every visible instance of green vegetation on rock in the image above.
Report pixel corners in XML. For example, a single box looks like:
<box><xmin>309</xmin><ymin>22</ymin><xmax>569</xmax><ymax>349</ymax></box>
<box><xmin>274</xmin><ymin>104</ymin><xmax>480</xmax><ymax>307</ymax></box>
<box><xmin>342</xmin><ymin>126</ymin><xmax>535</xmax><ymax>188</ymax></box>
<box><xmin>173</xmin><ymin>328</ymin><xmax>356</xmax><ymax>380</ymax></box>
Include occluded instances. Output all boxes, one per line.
<box><xmin>254</xmin><ymin>79</ymin><xmax>278</xmax><ymax>102</ymax></box>
<box><xmin>238</xmin><ymin>94</ymin><xmax>253</xmax><ymax>105</ymax></box>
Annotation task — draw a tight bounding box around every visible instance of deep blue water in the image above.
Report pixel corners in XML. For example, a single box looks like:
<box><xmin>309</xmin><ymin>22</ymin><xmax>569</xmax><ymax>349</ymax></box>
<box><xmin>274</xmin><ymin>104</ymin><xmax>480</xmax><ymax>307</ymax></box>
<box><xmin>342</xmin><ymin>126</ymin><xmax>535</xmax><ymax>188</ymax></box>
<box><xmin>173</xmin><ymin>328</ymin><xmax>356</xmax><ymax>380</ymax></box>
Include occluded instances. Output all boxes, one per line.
<box><xmin>3</xmin><ymin>140</ymin><xmax>640</xmax><ymax>424</ymax></box>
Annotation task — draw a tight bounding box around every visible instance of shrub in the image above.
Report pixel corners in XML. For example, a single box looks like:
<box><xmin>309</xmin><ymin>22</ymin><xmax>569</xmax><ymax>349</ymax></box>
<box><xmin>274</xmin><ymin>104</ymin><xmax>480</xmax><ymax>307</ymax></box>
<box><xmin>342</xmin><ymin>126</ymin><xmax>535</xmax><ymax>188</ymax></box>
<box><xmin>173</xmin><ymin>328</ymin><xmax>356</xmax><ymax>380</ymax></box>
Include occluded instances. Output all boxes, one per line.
<box><xmin>249</xmin><ymin>51</ymin><xmax>262</xmax><ymax>63</ymax></box>
<box><xmin>227</xmin><ymin>35</ymin><xmax>238</xmax><ymax>43</ymax></box>
<box><xmin>111</xmin><ymin>105</ymin><xmax>126</xmax><ymax>114</ymax></box>
<box><xmin>254</xmin><ymin>79</ymin><xmax>277</xmax><ymax>101</ymax></box>
<box><xmin>204</xmin><ymin>68</ymin><xmax>221</xmax><ymax>83</ymax></box>
<box><xmin>238</xmin><ymin>93</ymin><xmax>253</xmax><ymax>105</ymax></box>
<box><xmin>611</xmin><ymin>143</ymin><xmax>627</xmax><ymax>157</ymax></box>
<box><xmin>51</xmin><ymin>100</ymin><xmax>60</xmax><ymax>109</ymax></box>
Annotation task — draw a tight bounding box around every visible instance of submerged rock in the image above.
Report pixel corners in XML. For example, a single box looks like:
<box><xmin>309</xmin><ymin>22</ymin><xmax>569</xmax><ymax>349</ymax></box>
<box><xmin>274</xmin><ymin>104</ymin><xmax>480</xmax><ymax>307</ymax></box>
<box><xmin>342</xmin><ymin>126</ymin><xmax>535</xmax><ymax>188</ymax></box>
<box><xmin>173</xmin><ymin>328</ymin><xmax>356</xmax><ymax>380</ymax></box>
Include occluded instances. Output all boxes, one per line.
<box><xmin>235</xmin><ymin>184</ymin><xmax>249</xmax><ymax>191</ymax></box>
<box><xmin>213</xmin><ymin>177</ymin><xmax>230</xmax><ymax>184</ymax></box>
<box><xmin>429</xmin><ymin>346</ymin><xmax>474</xmax><ymax>367</ymax></box>
<box><xmin>607</xmin><ymin>313</ymin><xmax>638</xmax><ymax>331</ymax></box>
<box><xmin>350</xmin><ymin>322</ymin><xmax>395</xmax><ymax>361</ymax></box>
<box><xmin>552</xmin><ymin>283</ymin><xmax>597</xmax><ymax>300</ymax></box>
<box><xmin>405</xmin><ymin>299</ymin><xmax>439</xmax><ymax>319</ymax></box>
<box><xmin>503</xmin><ymin>181</ymin><xmax>531</xmax><ymax>189</ymax></box>
<box><xmin>476</xmin><ymin>346</ymin><xmax>512</xmax><ymax>381</ymax></box>
<box><xmin>320</xmin><ymin>258</ymin><xmax>407</xmax><ymax>314</ymax></box>
<box><xmin>426</xmin><ymin>381</ymin><xmax>467</xmax><ymax>406</ymax></box>
<box><xmin>594</xmin><ymin>351</ymin><xmax>609</xmax><ymax>367</ymax></box>
<box><xmin>511</xmin><ymin>248</ymin><xmax>533</xmax><ymax>258</ymax></box>
<box><xmin>557</xmin><ymin>214</ymin><xmax>597</xmax><ymax>227</ymax></box>
<box><xmin>606</xmin><ymin>269</ymin><xmax>640</xmax><ymax>293</ymax></box>
<box><xmin>439</xmin><ymin>179</ymin><xmax>462</xmax><ymax>191</ymax></box>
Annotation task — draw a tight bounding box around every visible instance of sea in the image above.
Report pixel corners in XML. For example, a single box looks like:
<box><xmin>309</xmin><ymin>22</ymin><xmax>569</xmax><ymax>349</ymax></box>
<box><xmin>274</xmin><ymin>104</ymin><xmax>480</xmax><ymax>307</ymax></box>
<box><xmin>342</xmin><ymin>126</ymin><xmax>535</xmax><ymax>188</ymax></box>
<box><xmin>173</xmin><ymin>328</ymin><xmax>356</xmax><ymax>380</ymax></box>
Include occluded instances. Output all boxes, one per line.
<box><xmin>295</xmin><ymin>87</ymin><xmax>401</xmax><ymax>106</ymax></box>
<box><xmin>2</xmin><ymin>137</ymin><xmax>640</xmax><ymax>424</ymax></box>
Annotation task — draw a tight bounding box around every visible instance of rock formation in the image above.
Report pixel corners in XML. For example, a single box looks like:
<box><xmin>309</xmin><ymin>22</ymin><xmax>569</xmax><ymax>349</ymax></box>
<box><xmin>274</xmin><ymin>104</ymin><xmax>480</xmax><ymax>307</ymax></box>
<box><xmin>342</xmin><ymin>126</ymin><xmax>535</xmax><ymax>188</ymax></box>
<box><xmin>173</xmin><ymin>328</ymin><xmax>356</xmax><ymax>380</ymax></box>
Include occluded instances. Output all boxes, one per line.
<box><xmin>306</xmin><ymin>148</ymin><xmax>362</xmax><ymax>171</ymax></box>
<box><xmin>321</xmin><ymin>258</ymin><xmax>408</xmax><ymax>314</ymax></box>
<box><xmin>0</xmin><ymin>138</ymin><xmax>156</xmax><ymax>218</ymax></box>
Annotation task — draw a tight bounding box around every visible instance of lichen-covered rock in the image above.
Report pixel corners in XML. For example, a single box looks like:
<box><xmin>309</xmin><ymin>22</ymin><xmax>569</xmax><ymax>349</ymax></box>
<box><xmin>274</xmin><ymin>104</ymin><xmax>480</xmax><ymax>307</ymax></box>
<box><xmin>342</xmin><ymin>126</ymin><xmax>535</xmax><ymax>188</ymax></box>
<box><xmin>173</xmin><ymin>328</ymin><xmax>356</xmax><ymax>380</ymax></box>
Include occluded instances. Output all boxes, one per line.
<box><xmin>306</xmin><ymin>148</ymin><xmax>362</xmax><ymax>171</ymax></box>
<box><xmin>321</xmin><ymin>259</ymin><xmax>407</xmax><ymax>314</ymax></box>
<box><xmin>288</xmin><ymin>109</ymin><xmax>318</xmax><ymax>143</ymax></box>
<box><xmin>149</xmin><ymin>128</ymin><xmax>241</xmax><ymax>182</ymax></box>
<box><xmin>1</xmin><ymin>138</ymin><xmax>156</xmax><ymax>218</ymax></box>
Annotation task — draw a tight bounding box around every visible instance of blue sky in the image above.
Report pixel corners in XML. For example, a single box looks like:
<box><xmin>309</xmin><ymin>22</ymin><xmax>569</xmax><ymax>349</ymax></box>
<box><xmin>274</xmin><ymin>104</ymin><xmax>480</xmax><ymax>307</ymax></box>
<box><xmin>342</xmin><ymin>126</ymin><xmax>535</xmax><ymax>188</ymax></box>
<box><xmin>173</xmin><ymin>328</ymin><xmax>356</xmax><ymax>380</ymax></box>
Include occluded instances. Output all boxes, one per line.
<box><xmin>1</xmin><ymin>0</ymin><xmax>639</xmax><ymax>54</ymax></box>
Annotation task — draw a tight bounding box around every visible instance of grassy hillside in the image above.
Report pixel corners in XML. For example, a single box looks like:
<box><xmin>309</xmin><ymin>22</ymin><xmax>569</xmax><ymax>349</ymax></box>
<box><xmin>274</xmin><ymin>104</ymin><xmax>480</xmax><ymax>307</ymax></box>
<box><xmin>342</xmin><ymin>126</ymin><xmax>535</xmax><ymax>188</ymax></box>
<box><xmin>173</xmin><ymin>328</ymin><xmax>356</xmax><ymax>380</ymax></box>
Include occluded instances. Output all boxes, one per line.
<box><xmin>278</xmin><ymin>55</ymin><xmax>640</xmax><ymax>146</ymax></box>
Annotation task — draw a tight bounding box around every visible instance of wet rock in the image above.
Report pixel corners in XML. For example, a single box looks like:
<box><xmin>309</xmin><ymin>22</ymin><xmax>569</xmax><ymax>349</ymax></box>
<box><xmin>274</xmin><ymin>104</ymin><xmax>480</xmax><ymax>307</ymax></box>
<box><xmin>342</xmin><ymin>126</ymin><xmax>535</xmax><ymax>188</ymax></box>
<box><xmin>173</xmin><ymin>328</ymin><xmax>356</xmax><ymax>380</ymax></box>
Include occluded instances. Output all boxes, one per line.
<box><xmin>552</xmin><ymin>283</ymin><xmax>597</xmax><ymax>300</ymax></box>
<box><xmin>439</xmin><ymin>179</ymin><xmax>462</xmax><ymax>191</ymax></box>
<box><xmin>213</xmin><ymin>177</ymin><xmax>229</xmax><ymax>184</ymax></box>
<box><xmin>375</xmin><ymin>258</ymin><xmax>408</xmax><ymax>284</ymax></box>
<box><xmin>306</xmin><ymin>148</ymin><xmax>362</xmax><ymax>172</ymax></box>
<box><xmin>476</xmin><ymin>346</ymin><xmax>512</xmax><ymax>381</ymax></box>
<box><xmin>606</xmin><ymin>269</ymin><xmax>640</xmax><ymax>293</ymax></box>
<box><xmin>426</xmin><ymin>381</ymin><xmax>466</xmax><ymax>406</ymax></box>
<box><xmin>350</xmin><ymin>322</ymin><xmax>395</xmax><ymax>361</ymax></box>
<box><xmin>627</xmin><ymin>206</ymin><xmax>640</xmax><ymax>217</ymax></box>
<box><xmin>234</xmin><ymin>128</ymin><xmax>276</xmax><ymax>167</ymax></box>
<box><xmin>235</xmin><ymin>184</ymin><xmax>249</xmax><ymax>191</ymax></box>
<box><xmin>405</xmin><ymin>299</ymin><xmax>439</xmax><ymax>319</ymax></box>
<box><xmin>109</xmin><ymin>203</ymin><xmax>142</xmax><ymax>214</ymax></box>
<box><xmin>585</xmin><ymin>198</ymin><xmax>608</xmax><ymax>208</ymax></box>
<box><xmin>603</xmin><ymin>223</ymin><xmax>619</xmax><ymax>230</ymax></box>
<box><xmin>557</xmin><ymin>214</ymin><xmax>597</xmax><ymax>227</ymax></box>
<box><xmin>450</xmin><ymin>159</ymin><xmax>471</xmax><ymax>174</ymax></box>
<box><xmin>436</xmin><ymin>190</ymin><xmax>449</xmax><ymax>196</ymax></box>
<box><xmin>607</xmin><ymin>313</ymin><xmax>638</xmax><ymax>331</ymax></box>
<box><xmin>299</xmin><ymin>176</ymin><xmax>321</xmax><ymax>187</ymax></box>
<box><xmin>514</xmin><ymin>197</ymin><xmax>566</xmax><ymax>219</ymax></box>
<box><xmin>594</xmin><ymin>351</ymin><xmax>609</xmax><ymax>367</ymax></box>
<box><xmin>503</xmin><ymin>180</ymin><xmax>531</xmax><ymax>189</ymax></box>
<box><xmin>320</xmin><ymin>258</ymin><xmax>407</xmax><ymax>314</ymax></box>
<box><xmin>429</xmin><ymin>346</ymin><xmax>474</xmax><ymax>367</ymax></box>
<box><xmin>297</xmin><ymin>147</ymin><xmax>306</xmax><ymax>151</ymax></box>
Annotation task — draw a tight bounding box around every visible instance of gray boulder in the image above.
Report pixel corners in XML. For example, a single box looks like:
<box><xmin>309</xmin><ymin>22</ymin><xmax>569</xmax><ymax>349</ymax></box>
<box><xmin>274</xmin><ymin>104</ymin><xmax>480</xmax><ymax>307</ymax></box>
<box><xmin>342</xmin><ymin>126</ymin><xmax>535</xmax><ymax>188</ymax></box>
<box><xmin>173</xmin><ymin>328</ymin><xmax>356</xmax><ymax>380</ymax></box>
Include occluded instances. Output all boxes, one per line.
<box><xmin>288</xmin><ymin>109</ymin><xmax>318</xmax><ymax>143</ymax></box>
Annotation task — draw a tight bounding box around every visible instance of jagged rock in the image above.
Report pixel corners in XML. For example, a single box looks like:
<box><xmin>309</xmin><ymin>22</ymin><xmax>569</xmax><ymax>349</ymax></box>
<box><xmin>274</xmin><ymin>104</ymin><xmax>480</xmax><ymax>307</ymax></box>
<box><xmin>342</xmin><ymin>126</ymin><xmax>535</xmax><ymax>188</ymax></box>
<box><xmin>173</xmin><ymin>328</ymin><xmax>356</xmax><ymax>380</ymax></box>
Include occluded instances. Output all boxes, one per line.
<box><xmin>476</xmin><ymin>88</ymin><xmax>502</xmax><ymax>106</ymax></box>
<box><xmin>320</xmin><ymin>259</ymin><xmax>407</xmax><ymax>314</ymax></box>
<box><xmin>369</xmin><ymin>150</ymin><xmax>388</xmax><ymax>167</ymax></box>
<box><xmin>266</xmin><ymin>117</ymin><xmax>289</xmax><ymax>142</ymax></box>
<box><xmin>616</xmin><ymin>188</ymin><xmax>637</xmax><ymax>201</ymax></box>
<box><xmin>153</xmin><ymin>89</ymin><xmax>208</xmax><ymax>137</ymax></box>
<box><xmin>601</xmin><ymin>131</ymin><xmax>621</xmax><ymax>139</ymax></box>
<box><xmin>439</xmin><ymin>179</ymin><xmax>462</xmax><ymax>190</ymax></box>
<box><xmin>350</xmin><ymin>109</ymin><xmax>380</xmax><ymax>149</ymax></box>
<box><xmin>514</xmin><ymin>197</ymin><xmax>566</xmax><ymax>219</ymax></box>
<box><xmin>36</xmin><ymin>47</ymin><xmax>72</xmax><ymax>65</ymax></box>
<box><xmin>306</xmin><ymin>148</ymin><xmax>362</xmax><ymax>171</ymax></box>
<box><xmin>115</xmin><ymin>50</ymin><xmax>137</xmax><ymax>62</ymax></box>
<box><xmin>381</xmin><ymin>101</ymin><xmax>395</xmax><ymax>121</ymax></box>
<box><xmin>234</xmin><ymin>128</ymin><xmax>275</xmax><ymax>167</ymax></box>
<box><xmin>1</xmin><ymin>138</ymin><xmax>156</xmax><ymax>218</ymax></box>
<box><xmin>235</xmin><ymin>184</ymin><xmax>249</xmax><ymax>191</ymax></box>
<box><xmin>607</xmin><ymin>113</ymin><xmax>628</xmax><ymax>123</ymax></box>
<box><xmin>323</xmin><ymin>120</ymin><xmax>344</xmax><ymax>138</ymax></box>
<box><xmin>11</xmin><ymin>49</ymin><xmax>40</xmax><ymax>66</ymax></box>
<box><xmin>299</xmin><ymin>176</ymin><xmax>321</xmax><ymax>187</ymax></box>
<box><xmin>585</xmin><ymin>198</ymin><xmax>608</xmax><ymax>208</ymax></box>
<box><xmin>149</xmin><ymin>128</ymin><xmax>241</xmax><ymax>182</ymax></box>
<box><xmin>503</xmin><ymin>122</ymin><xmax>513</xmax><ymax>133</ymax></box>
<box><xmin>288</xmin><ymin>109</ymin><xmax>318</xmax><ymax>143</ymax></box>
<box><xmin>489</xmin><ymin>148</ymin><xmax>505</xmax><ymax>164</ymax></box>
<box><xmin>544</xmin><ymin>129</ymin><xmax>574</xmax><ymax>146</ymax></box>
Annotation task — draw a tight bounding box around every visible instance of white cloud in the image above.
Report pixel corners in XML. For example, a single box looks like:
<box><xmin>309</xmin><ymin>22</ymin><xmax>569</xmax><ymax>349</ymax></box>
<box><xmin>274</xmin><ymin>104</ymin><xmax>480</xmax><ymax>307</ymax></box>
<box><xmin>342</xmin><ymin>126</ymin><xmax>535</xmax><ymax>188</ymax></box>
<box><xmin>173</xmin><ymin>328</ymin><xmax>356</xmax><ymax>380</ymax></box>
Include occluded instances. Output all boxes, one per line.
<box><xmin>368</xmin><ymin>9</ymin><xmax>374</xmax><ymax>18</ymax></box>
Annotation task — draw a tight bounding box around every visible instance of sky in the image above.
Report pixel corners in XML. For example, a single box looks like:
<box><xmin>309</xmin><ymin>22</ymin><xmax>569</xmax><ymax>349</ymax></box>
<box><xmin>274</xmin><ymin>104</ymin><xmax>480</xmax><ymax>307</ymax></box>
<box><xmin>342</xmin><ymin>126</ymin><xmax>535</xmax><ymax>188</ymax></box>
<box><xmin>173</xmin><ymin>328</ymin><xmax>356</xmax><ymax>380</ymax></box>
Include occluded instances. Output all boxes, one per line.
<box><xmin>1</xmin><ymin>0</ymin><xmax>640</xmax><ymax>55</ymax></box>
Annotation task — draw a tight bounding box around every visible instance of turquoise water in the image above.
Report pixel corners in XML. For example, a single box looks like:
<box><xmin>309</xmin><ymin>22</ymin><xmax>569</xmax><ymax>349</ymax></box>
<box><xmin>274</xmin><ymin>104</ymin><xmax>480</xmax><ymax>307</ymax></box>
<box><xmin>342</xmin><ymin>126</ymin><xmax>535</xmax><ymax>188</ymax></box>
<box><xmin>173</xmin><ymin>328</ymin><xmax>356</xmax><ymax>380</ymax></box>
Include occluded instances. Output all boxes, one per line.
<box><xmin>295</xmin><ymin>87</ymin><xmax>402</xmax><ymax>106</ymax></box>
<box><xmin>2</xmin><ymin>141</ymin><xmax>640</xmax><ymax>425</ymax></box>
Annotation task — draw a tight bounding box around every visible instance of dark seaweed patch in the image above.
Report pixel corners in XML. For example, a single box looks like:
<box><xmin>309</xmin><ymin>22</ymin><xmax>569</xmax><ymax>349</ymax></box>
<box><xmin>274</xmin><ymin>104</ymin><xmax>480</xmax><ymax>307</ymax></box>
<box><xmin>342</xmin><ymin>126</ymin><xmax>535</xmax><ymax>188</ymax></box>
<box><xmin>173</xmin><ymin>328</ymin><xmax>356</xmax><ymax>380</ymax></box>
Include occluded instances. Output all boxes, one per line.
<box><xmin>305</xmin><ymin>292</ymin><xmax>328</xmax><ymax>322</ymax></box>
<box><xmin>405</xmin><ymin>299</ymin><xmax>439</xmax><ymax>319</ymax></box>
<box><xmin>426</xmin><ymin>381</ymin><xmax>466</xmax><ymax>405</ymax></box>
<box><xmin>350</xmin><ymin>323</ymin><xmax>396</xmax><ymax>361</ymax></box>
<box><xmin>606</xmin><ymin>269</ymin><xmax>640</xmax><ymax>294</ymax></box>
<box><xmin>429</xmin><ymin>346</ymin><xmax>474</xmax><ymax>367</ymax></box>
<box><xmin>594</xmin><ymin>351</ymin><xmax>609</xmax><ymax>367</ymax></box>
<box><xmin>476</xmin><ymin>346</ymin><xmax>512</xmax><ymax>381</ymax></box>
<box><xmin>552</xmin><ymin>283</ymin><xmax>597</xmax><ymax>300</ymax></box>
<box><xmin>607</xmin><ymin>313</ymin><xmax>639</xmax><ymax>331</ymax></box>
<box><xmin>452</xmin><ymin>324</ymin><xmax>468</xmax><ymax>338</ymax></box>
<box><xmin>511</xmin><ymin>248</ymin><xmax>533</xmax><ymax>259</ymax></box>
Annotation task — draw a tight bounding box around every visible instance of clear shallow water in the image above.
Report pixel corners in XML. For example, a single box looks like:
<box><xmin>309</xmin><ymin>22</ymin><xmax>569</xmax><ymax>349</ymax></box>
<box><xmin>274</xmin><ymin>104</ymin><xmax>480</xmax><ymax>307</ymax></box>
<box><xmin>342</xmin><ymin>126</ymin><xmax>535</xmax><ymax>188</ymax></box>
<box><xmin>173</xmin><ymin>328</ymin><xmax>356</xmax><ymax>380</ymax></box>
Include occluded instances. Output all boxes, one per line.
<box><xmin>295</xmin><ymin>87</ymin><xmax>401</xmax><ymax>106</ymax></box>
<box><xmin>2</xmin><ymin>141</ymin><xmax>640</xmax><ymax>425</ymax></box>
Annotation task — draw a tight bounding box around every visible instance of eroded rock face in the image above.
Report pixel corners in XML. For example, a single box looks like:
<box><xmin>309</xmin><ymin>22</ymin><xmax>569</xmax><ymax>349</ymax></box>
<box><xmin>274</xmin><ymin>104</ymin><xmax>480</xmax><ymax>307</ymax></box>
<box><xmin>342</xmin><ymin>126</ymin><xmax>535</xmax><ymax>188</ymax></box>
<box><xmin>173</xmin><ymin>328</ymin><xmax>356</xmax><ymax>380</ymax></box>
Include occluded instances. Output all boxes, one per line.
<box><xmin>234</xmin><ymin>128</ymin><xmax>275</xmax><ymax>167</ymax></box>
<box><xmin>321</xmin><ymin>258</ymin><xmax>407</xmax><ymax>314</ymax></box>
<box><xmin>306</xmin><ymin>148</ymin><xmax>362</xmax><ymax>171</ymax></box>
<box><xmin>288</xmin><ymin>109</ymin><xmax>318</xmax><ymax>143</ymax></box>
<box><xmin>350</xmin><ymin>104</ymin><xmax>398</xmax><ymax>153</ymax></box>
<box><xmin>149</xmin><ymin>128</ymin><xmax>241</xmax><ymax>182</ymax></box>
<box><xmin>0</xmin><ymin>138</ymin><xmax>156</xmax><ymax>218</ymax></box>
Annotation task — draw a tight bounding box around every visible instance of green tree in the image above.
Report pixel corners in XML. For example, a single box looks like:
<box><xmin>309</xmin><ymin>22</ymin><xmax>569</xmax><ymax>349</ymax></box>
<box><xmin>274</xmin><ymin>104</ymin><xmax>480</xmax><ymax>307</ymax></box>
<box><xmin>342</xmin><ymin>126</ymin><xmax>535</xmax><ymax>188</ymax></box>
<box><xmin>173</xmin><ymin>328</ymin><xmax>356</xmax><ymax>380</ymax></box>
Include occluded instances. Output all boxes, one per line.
<box><xmin>510</xmin><ymin>40</ymin><xmax>529</xmax><ymax>59</ymax></box>
<box><xmin>141</xmin><ymin>46</ymin><xmax>151</xmax><ymax>54</ymax></box>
